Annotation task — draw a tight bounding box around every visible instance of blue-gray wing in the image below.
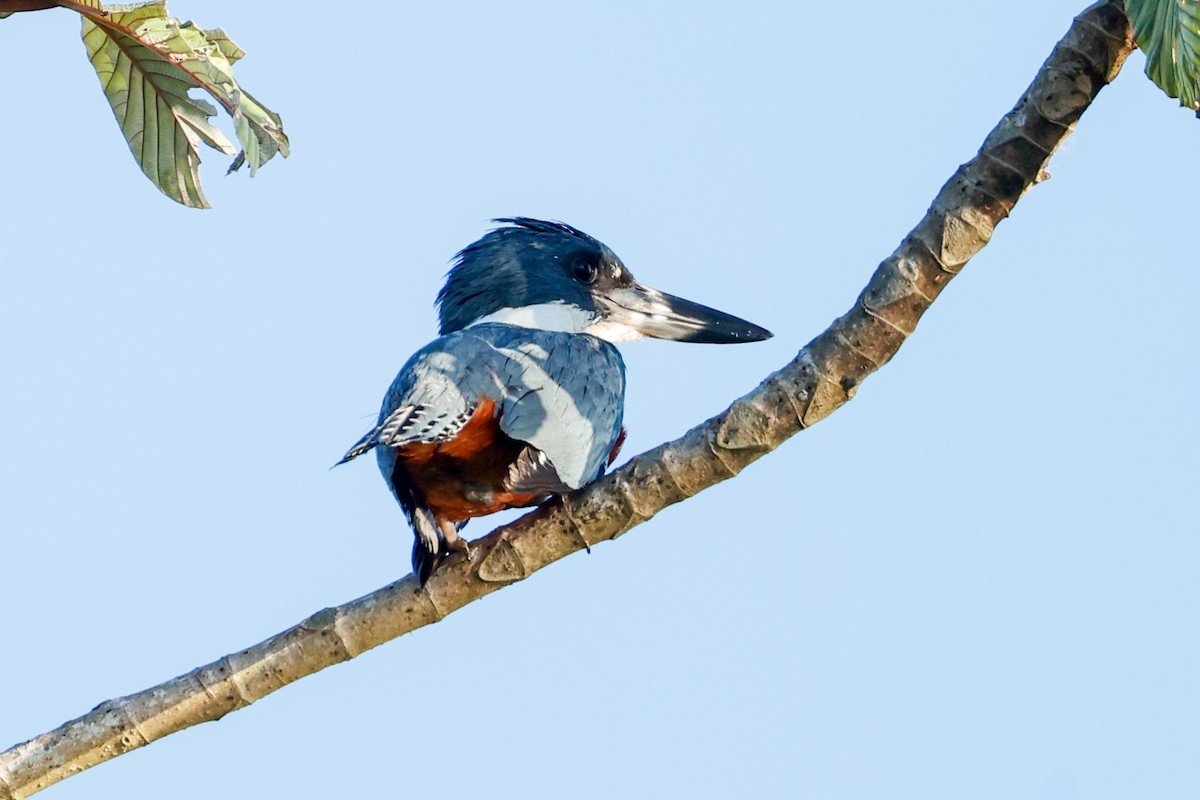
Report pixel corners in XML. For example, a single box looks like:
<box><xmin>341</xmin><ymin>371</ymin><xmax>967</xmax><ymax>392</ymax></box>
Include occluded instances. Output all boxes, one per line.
<box><xmin>485</xmin><ymin>326</ymin><xmax>625</xmax><ymax>491</ymax></box>
<box><xmin>339</xmin><ymin>324</ymin><xmax>625</xmax><ymax>493</ymax></box>
<box><xmin>338</xmin><ymin>332</ymin><xmax>508</xmax><ymax>464</ymax></box>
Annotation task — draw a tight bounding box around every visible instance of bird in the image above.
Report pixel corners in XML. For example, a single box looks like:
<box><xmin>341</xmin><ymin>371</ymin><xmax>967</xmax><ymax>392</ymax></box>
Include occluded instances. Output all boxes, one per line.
<box><xmin>337</xmin><ymin>218</ymin><xmax>772</xmax><ymax>585</ymax></box>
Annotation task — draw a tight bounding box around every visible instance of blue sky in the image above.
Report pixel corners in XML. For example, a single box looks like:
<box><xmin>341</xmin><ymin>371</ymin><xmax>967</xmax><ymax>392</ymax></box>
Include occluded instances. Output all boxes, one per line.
<box><xmin>2</xmin><ymin>2</ymin><xmax>1197</xmax><ymax>798</ymax></box>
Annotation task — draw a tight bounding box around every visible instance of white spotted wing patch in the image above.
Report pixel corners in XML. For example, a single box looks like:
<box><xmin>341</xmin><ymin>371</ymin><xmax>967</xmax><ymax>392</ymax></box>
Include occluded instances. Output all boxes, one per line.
<box><xmin>336</xmin><ymin>404</ymin><xmax>474</xmax><ymax>465</ymax></box>
<box><xmin>380</xmin><ymin>404</ymin><xmax>471</xmax><ymax>445</ymax></box>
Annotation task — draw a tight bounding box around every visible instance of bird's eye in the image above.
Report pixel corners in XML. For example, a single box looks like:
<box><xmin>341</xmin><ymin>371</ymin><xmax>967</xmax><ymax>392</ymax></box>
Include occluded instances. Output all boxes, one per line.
<box><xmin>572</xmin><ymin>258</ymin><xmax>598</xmax><ymax>284</ymax></box>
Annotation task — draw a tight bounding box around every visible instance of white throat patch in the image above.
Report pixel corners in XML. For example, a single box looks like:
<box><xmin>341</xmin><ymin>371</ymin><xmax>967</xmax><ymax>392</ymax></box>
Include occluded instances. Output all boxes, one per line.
<box><xmin>468</xmin><ymin>301</ymin><xmax>647</xmax><ymax>344</ymax></box>
<box><xmin>583</xmin><ymin>318</ymin><xmax>648</xmax><ymax>344</ymax></box>
<box><xmin>468</xmin><ymin>302</ymin><xmax>596</xmax><ymax>333</ymax></box>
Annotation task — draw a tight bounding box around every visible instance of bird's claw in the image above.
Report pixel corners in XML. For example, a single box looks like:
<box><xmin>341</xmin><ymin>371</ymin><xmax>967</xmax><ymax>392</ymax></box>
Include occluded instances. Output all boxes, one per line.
<box><xmin>441</xmin><ymin>539</ymin><xmax>472</xmax><ymax>570</ymax></box>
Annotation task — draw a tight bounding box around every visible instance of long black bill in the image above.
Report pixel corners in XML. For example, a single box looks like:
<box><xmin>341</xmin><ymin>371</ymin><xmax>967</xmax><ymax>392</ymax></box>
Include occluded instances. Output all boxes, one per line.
<box><xmin>598</xmin><ymin>283</ymin><xmax>773</xmax><ymax>344</ymax></box>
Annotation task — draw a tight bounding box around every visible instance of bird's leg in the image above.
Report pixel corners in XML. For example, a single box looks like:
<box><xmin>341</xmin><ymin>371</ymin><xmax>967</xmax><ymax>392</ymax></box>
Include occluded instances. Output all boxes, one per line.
<box><xmin>438</xmin><ymin>518</ymin><xmax>472</xmax><ymax>566</ymax></box>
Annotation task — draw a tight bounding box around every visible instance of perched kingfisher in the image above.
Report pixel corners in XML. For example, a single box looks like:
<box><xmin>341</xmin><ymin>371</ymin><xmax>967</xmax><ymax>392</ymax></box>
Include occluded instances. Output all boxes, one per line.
<box><xmin>338</xmin><ymin>218</ymin><xmax>772</xmax><ymax>584</ymax></box>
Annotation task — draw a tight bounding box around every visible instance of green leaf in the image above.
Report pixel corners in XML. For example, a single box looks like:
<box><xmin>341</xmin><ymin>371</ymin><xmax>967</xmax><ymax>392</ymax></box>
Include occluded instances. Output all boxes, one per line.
<box><xmin>79</xmin><ymin>1</ymin><xmax>288</xmax><ymax>208</ymax></box>
<box><xmin>1126</xmin><ymin>0</ymin><xmax>1200</xmax><ymax>113</ymax></box>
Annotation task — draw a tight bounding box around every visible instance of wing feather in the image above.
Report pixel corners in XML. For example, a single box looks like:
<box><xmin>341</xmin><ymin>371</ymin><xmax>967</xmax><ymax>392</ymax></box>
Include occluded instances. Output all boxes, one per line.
<box><xmin>339</xmin><ymin>325</ymin><xmax>625</xmax><ymax>495</ymax></box>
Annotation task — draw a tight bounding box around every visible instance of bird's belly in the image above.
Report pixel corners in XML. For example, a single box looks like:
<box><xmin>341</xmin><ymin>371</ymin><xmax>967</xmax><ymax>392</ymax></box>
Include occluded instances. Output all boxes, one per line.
<box><xmin>393</xmin><ymin>397</ymin><xmax>545</xmax><ymax>522</ymax></box>
<box><xmin>418</xmin><ymin>480</ymin><xmax>544</xmax><ymax>521</ymax></box>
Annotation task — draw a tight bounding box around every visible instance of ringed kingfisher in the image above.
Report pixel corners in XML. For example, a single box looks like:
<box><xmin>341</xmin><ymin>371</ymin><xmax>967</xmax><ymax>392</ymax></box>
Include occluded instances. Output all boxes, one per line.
<box><xmin>338</xmin><ymin>218</ymin><xmax>772</xmax><ymax>584</ymax></box>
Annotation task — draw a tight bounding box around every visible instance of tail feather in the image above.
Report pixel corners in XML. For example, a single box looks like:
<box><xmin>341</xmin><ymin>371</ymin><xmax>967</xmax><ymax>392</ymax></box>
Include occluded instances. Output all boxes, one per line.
<box><xmin>411</xmin><ymin>507</ymin><xmax>443</xmax><ymax>586</ymax></box>
<box><xmin>333</xmin><ymin>426</ymin><xmax>383</xmax><ymax>467</ymax></box>
<box><xmin>412</xmin><ymin>538</ymin><xmax>439</xmax><ymax>586</ymax></box>
<box><xmin>333</xmin><ymin>405</ymin><xmax>435</xmax><ymax>468</ymax></box>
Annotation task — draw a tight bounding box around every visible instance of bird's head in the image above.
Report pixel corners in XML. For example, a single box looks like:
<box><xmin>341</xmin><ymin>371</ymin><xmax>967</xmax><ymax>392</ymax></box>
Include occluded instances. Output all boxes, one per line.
<box><xmin>437</xmin><ymin>217</ymin><xmax>773</xmax><ymax>344</ymax></box>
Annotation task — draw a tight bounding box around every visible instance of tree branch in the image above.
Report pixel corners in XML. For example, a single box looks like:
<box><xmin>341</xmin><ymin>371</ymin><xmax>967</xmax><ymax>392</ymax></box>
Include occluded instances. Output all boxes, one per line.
<box><xmin>0</xmin><ymin>1</ymin><xmax>63</xmax><ymax>12</ymax></box>
<box><xmin>0</xmin><ymin>1</ymin><xmax>101</xmax><ymax>14</ymax></box>
<box><xmin>0</xmin><ymin>2</ymin><xmax>1135</xmax><ymax>798</ymax></box>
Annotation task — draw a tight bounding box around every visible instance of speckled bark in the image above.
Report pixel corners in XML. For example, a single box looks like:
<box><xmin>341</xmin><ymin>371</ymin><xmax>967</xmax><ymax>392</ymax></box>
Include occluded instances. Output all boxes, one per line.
<box><xmin>0</xmin><ymin>3</ymin><xmax>1134</xmax><ymax>798</ymax></box>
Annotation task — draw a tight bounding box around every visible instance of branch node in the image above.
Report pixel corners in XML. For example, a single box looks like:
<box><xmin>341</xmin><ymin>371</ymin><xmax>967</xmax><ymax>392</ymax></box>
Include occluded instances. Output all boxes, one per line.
<box><xmin>325</xmin><ymin>608</ymin><xmax>365</xmax><ymax>659</ymax></box>
<box><xmin>620</xmin><ymin>454</ymin><xmax>688</xmax><ymax>523</ymax></box>
<box><xmin>200</xmin><ymin>655</ymin><xmax>254</xmax><ymax>707</ymax></box>
<box><xmin>908</xmin><ymin>233</ymin><xmax>955</xmax><ymax>277</ymax></box>
<box><xmin>0</xmin><ymin>763</ymin><xmax>15</xmax><ymax>800</ymax></box>
<box><xmin>714</xmin><ymin>402</ymin><xmax>771</xmax><ymax>453</ymax></box>
<box><xmin>113</xmin><ymin>700</ymin><xmax>153</xmax><ymax>752</ymax></box>
<box><xmin>835</xmin><ymin>330</ymin><xmax>883</xmax><ymax>371</ymax></box>
<box><xmin>704</xmin><ymin>431</ymin><xmax>743</xmax><ymax>478</ymax></box>
<box><xmin>420</xmin><ymin>584</ymin><xmax>451</xmax><ymax>621</ymax></box>
<box><xmin>859</xmin><ymin>303</ymin><xmax>910</xmax><ymax>339</ymax></box>
<box><xmin>560</xmin><ymin>497</ymin><xmax>597</xmax><ymax>551</ymax></box>
<box><xmin>773</xmin><ymin>360</ymin><xmax>814</xmax><ymax>430</ymax></box>
<box><xmin>476</xmin><ymin>535</ymin><xmax>528</xmax><ymax>583</ymax></box>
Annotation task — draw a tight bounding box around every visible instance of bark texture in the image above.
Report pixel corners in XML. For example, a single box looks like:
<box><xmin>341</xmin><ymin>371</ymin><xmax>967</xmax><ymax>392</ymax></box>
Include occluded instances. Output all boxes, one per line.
<box><xmin>0</xmin><ymin>3</ymin><xmax>1135</xmax><ymax>798</ymax></box>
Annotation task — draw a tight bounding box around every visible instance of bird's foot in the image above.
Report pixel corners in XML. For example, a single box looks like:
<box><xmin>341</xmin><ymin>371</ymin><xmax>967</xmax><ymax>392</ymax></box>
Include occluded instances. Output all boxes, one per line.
<box><xmin>438</xmin><ymin>519</ymin><xmax>473</xmax><ymax>569</ymax></box>
<box><xmin>440</xmin><ymin>539</ymin><xmax>472</xmax><ymax>570</ymax></box>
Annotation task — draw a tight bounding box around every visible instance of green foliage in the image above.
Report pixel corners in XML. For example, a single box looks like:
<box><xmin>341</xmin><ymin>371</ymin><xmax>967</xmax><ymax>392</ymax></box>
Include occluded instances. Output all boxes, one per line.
<box><xmin>1</xmin><ymin>0</ymin><xmax>287</xmax><ymax>207</ymax></box>
<box><xmin>1127</xmin><ymin>0</ymin><xmax>1200</xmax><ymax>114</ymax></box>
